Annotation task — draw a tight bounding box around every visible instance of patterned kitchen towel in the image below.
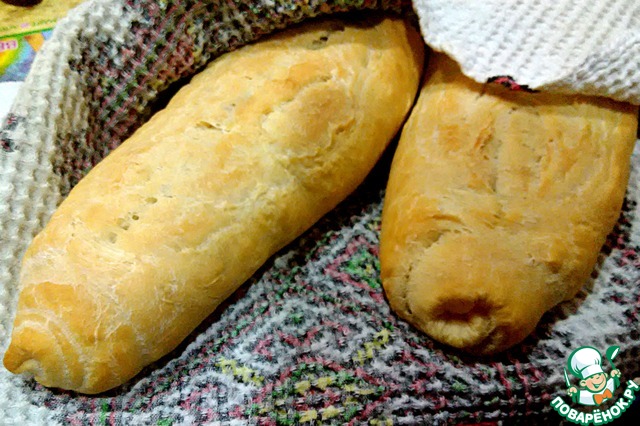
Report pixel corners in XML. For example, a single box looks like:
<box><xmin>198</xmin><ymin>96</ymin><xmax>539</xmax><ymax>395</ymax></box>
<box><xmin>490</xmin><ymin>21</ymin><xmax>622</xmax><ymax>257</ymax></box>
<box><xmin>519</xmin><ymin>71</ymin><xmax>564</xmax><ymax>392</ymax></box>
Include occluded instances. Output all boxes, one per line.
<box><xmin>2</xmin><ymin>148</ymin><xmax>640</xmax><ymax>425</ymax></box>
<box><xmin>0</xmin><ymin>0</ymin><xmax>639</xmax><ymax>424</ymax></box>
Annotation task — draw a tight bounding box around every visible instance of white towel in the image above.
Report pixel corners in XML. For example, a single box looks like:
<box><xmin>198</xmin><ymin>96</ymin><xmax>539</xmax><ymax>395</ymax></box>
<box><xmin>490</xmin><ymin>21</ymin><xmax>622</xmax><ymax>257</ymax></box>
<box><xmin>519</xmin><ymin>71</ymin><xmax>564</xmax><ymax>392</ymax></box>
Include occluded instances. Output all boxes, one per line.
<box><xmin>413</xmin><ymin>0</ymin><xmax>640</xmax><ymax>104</ymax></box>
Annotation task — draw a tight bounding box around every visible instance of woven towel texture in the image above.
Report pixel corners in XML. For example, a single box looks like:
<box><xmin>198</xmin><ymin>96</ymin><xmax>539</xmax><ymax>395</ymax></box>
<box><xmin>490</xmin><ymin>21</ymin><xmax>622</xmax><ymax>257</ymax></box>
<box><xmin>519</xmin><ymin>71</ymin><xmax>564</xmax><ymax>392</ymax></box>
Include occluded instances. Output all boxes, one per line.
<box><xmin>2</xmin><ymin>152</ymin><xmax>640</xmax><ymax>424</ymax></box>
<box><xmin>414</xmin><ymin>0</ymin><xmax>640</xmax><ymax>104</ymax></box>
<box><xmin>0</xmin><ymin>0</ymin><xmax>639</xmax><ymax>424</ymax></box>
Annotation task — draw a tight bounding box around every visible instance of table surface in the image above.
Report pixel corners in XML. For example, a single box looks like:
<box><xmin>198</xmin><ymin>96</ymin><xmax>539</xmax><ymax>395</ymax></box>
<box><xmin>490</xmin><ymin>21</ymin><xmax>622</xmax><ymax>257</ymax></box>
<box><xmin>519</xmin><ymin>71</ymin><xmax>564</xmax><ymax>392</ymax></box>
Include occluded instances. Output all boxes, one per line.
<box><xmin>0</xmin><ymin>0</ymin><xmax>84</xmax><ymax>36</ymax></box>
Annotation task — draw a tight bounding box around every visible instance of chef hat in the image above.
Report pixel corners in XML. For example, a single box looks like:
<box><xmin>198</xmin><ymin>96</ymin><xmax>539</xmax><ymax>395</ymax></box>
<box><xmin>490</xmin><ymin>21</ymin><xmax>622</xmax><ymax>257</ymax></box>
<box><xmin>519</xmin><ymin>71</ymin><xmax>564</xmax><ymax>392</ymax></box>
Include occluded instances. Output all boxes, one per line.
<box><xmin>568</xmin><ymin>347</ymin><xmax>604</xmax><ymax>380</ymax></box>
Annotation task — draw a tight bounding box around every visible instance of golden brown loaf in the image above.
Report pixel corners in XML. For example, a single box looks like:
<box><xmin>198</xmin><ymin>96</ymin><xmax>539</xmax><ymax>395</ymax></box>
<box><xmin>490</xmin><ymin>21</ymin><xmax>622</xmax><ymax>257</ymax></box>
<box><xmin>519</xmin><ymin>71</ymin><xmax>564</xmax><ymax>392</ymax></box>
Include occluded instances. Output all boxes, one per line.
<box><xmin>3</xmin><ymin>16</ymin><xmax>424</xmax><ymax>393</ymax></box>
<box><xmin>380</xmin><ymin>52</ymin><xmax>638</xmax><ymax>355</ymax></box>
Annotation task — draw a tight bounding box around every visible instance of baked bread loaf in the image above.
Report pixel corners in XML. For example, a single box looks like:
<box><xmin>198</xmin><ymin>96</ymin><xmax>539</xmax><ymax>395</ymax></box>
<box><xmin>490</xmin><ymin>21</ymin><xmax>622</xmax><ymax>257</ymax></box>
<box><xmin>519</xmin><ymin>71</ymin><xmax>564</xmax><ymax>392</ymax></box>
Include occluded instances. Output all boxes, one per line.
<box><xmin>3</xmin><ymin>15</ymin><xmax>424</xmax><ymax>393</ymax></box>
<box><xmin>380</xmin><ymin>52</ymin><xmax>638</xmax><ymax>355</ymax></box>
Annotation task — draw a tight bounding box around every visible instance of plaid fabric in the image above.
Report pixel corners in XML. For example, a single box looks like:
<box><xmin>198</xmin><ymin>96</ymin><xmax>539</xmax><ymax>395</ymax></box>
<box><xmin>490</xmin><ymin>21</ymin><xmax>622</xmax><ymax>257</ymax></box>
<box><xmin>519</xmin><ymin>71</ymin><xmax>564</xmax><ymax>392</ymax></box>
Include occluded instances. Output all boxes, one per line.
<box><xmin>0</xmin><ymin>1</ymin><xmax>639</xmax><ymax>424</ymax></box>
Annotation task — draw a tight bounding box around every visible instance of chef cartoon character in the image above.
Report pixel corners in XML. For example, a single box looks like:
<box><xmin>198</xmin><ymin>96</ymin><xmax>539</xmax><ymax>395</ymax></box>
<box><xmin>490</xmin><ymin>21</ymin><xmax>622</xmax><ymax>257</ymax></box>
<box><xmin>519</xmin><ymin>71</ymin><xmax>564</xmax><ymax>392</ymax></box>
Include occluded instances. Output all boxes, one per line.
<box><xmin>565</xmin><ymin>346</ymin><xmax>621</xmax><ymax>406</ymax></box>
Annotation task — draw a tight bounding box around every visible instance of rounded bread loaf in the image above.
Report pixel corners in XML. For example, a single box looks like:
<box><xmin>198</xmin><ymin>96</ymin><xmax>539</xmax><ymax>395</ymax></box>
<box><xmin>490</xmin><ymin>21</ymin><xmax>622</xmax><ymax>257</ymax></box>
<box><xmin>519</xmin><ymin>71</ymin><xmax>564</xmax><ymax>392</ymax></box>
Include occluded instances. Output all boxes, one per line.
<box><xmin>3</xmin><ymin>15</ymin><xmax>424</xmax><ymax>393</ymax></box>
<box><xmin>380</xmin><ymin>52</ymin><xmax>639</xmax><ymax>355</ymax></box>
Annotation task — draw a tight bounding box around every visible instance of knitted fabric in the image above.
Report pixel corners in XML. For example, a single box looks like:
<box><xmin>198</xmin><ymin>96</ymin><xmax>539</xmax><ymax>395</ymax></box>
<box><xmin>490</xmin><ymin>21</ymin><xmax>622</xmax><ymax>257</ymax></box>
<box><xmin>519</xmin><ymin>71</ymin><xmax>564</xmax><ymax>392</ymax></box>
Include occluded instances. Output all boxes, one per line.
<box><xmin>1</xmin><ymin>0</ymin><xmax>639</xmax><ymax>424</ymax></box>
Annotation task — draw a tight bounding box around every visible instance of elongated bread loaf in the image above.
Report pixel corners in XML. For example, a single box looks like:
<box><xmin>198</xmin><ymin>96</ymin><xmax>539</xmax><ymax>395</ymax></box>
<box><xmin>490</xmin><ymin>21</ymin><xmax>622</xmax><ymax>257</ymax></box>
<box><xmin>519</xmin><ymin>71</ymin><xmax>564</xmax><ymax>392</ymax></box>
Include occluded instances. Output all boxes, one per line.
<box><xmin>3</xmin><ymin>16</ymin><xmax>424</xmax><ymax>393</ymax></box>
<box><xmin>380</xmin><ymin>52</ymin><xmax>638</xmax><ymax>355</ymax></box>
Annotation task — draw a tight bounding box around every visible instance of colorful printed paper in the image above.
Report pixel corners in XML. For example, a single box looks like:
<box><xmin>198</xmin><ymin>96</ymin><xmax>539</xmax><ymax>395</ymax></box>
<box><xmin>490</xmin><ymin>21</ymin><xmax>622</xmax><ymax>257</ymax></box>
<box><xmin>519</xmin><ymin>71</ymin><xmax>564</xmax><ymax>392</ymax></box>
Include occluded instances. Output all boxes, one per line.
<box><xmin>0</xmin><ymin>0</ymin><xmax>85</xmax><ymax>81</ymax></box>
<box><xmin>0</xmin><ymin>27</ymin><xmax>53</xmax><ymax>82</ymax></box>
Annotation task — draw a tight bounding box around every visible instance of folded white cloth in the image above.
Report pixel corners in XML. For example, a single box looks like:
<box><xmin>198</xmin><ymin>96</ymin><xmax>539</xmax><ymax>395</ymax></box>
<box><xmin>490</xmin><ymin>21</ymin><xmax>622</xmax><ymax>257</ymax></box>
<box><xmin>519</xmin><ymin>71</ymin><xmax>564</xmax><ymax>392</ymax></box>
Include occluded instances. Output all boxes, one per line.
<box><xmin>414</xmin><ymin>0</ymin><xmax>640</xmax><ymax>104</ymax></box>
